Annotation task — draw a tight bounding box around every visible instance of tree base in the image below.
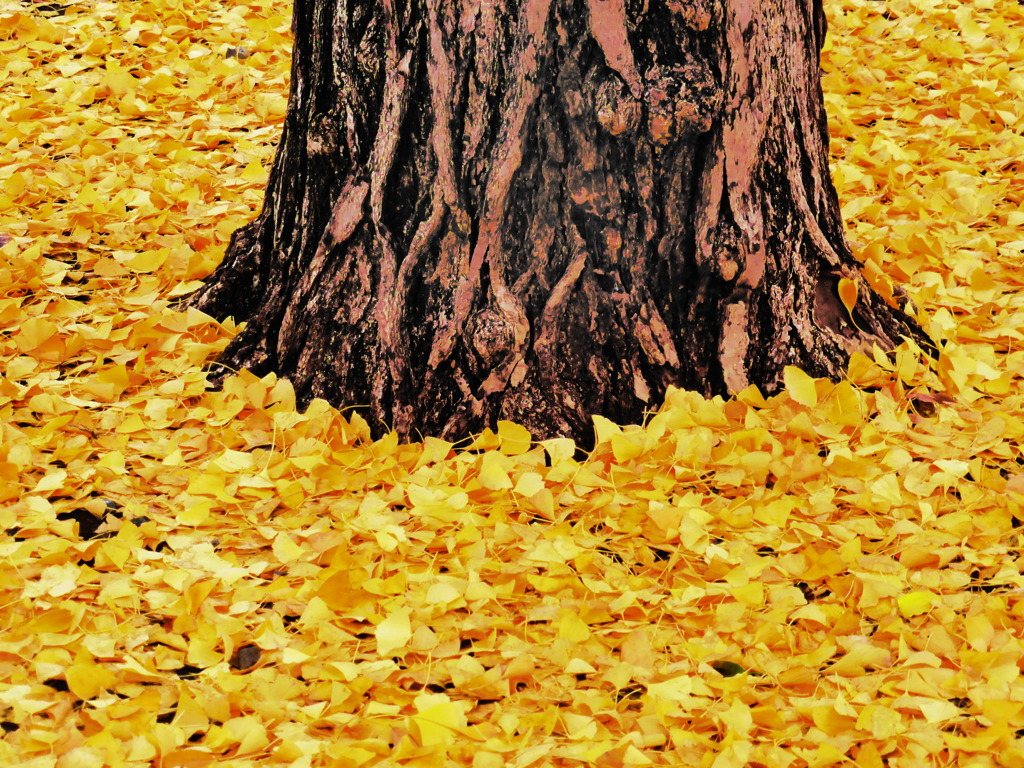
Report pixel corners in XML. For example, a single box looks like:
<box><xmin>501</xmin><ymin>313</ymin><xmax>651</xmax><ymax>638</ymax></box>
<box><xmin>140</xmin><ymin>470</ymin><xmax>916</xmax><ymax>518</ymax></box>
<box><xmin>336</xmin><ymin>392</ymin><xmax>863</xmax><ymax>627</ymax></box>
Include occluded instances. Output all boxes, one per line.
<box><xmin>184</xmin><ymin>0</ymin><xmax>933</xmax><ymax>443</ymax></box>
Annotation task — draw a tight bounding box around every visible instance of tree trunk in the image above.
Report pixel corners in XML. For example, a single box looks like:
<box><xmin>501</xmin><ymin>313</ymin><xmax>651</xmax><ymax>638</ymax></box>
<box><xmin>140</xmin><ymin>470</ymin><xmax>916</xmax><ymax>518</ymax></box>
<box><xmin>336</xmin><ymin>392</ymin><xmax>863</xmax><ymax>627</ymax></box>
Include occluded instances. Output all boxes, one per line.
<box><xmin>185</xmin><ymin>0</ymin><xmax>930</xmax><ymax>443</ymax></box>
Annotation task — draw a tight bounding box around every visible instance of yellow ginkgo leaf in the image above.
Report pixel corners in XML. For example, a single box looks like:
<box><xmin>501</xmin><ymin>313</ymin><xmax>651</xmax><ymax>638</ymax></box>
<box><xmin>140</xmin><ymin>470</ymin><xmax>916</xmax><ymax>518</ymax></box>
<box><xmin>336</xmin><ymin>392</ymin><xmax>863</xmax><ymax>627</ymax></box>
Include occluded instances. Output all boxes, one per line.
<box><xmin>241</xmin><ymin>159</ymin><xmax>267</xmax><ymax>181</ymax></box>
<box><xmin>376</xmin><ymin>609</ymin><xmax>412</xmax><ymax>656</ymax></box>
<box><xmin>409</xmin><ymin>695</ymin><xmax>468</xmax><ymax>748</ymax></box>
<box><xmin>897</xmin><ymin>590</ymin><xmax>939</xmax><ymax>618</ymax></box>
<box><xmin>783</xmin><ymin>365</ymin><xmax>818</xmax><ymax>408</ymax></box>
<box><xmin>497</xmin><ymin>420</ymin><xmax>532</xmax><ymax>456</ymax></box>
<box><xmin>66</xmin><ymin>657</ymin><xmax>116</xmax><ymax>700</ymax></box>
<box><xmin>477</xmin><ymin>451</ymin><xmax>513</xmax><ymax>490</ymax></box>
<box><xmin>838</xmin><ymin>277</ymin><xmax>858</xmax><ymax>318</ymax></box>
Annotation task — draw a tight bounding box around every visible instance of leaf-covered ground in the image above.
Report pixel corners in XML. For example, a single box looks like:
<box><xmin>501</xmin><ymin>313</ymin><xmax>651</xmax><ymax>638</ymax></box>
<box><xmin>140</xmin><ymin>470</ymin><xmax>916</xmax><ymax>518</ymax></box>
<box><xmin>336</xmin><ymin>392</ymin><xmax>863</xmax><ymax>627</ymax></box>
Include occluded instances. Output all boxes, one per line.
<box><xmin>1</xmin><ymin>0</ymin><xmax>1022</xmax><ymax>765</ymax></box>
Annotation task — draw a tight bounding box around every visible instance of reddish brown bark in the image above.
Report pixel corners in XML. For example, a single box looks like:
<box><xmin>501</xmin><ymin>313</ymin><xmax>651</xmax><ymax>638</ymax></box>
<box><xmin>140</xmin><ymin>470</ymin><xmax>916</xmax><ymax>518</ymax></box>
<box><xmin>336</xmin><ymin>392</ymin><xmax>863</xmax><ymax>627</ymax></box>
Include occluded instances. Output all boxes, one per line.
<box><xmin>185</xmin><ymin>0</ymin><xmax>931</xmax><ymax>443</ymax></box>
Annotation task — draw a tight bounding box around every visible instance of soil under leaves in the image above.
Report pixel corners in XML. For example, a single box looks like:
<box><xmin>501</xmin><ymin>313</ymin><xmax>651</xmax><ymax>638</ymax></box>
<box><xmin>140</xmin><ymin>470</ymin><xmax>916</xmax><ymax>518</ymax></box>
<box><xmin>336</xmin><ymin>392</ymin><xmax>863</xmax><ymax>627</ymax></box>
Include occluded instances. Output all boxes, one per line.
<box><xmin>0</xmin><ymin>0</ymin><xmax>1022</xmax><ymax>766</ymax></box>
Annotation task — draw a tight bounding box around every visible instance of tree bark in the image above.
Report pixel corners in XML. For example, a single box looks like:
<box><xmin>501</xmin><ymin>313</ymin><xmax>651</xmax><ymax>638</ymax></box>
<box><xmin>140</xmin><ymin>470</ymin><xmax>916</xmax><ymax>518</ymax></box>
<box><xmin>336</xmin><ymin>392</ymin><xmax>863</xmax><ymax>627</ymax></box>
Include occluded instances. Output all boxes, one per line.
<box><xmin>185</xmin><ymin>0</ymin><xmax>931</xmax><ymax>443</ymax></box>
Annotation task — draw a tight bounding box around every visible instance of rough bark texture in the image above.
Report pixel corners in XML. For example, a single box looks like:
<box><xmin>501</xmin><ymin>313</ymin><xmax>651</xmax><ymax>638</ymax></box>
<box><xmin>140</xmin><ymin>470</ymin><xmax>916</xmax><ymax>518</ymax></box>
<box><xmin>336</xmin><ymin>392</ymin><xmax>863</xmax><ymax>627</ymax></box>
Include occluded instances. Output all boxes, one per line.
<box><xmin>185</xmin><ymin>0</ymin><xmax>931</xmax><ymax>442</ymax></box>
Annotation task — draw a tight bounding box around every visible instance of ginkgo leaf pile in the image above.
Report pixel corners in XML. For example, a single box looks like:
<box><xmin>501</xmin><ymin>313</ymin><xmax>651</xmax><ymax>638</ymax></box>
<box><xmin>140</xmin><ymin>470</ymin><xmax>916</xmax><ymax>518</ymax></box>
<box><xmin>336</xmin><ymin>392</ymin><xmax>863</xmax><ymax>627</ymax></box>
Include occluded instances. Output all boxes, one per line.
<box><xmin>1</xmin><ymin>0</ymin><xmax>1022</xmax><ymax>766</ymax></box>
